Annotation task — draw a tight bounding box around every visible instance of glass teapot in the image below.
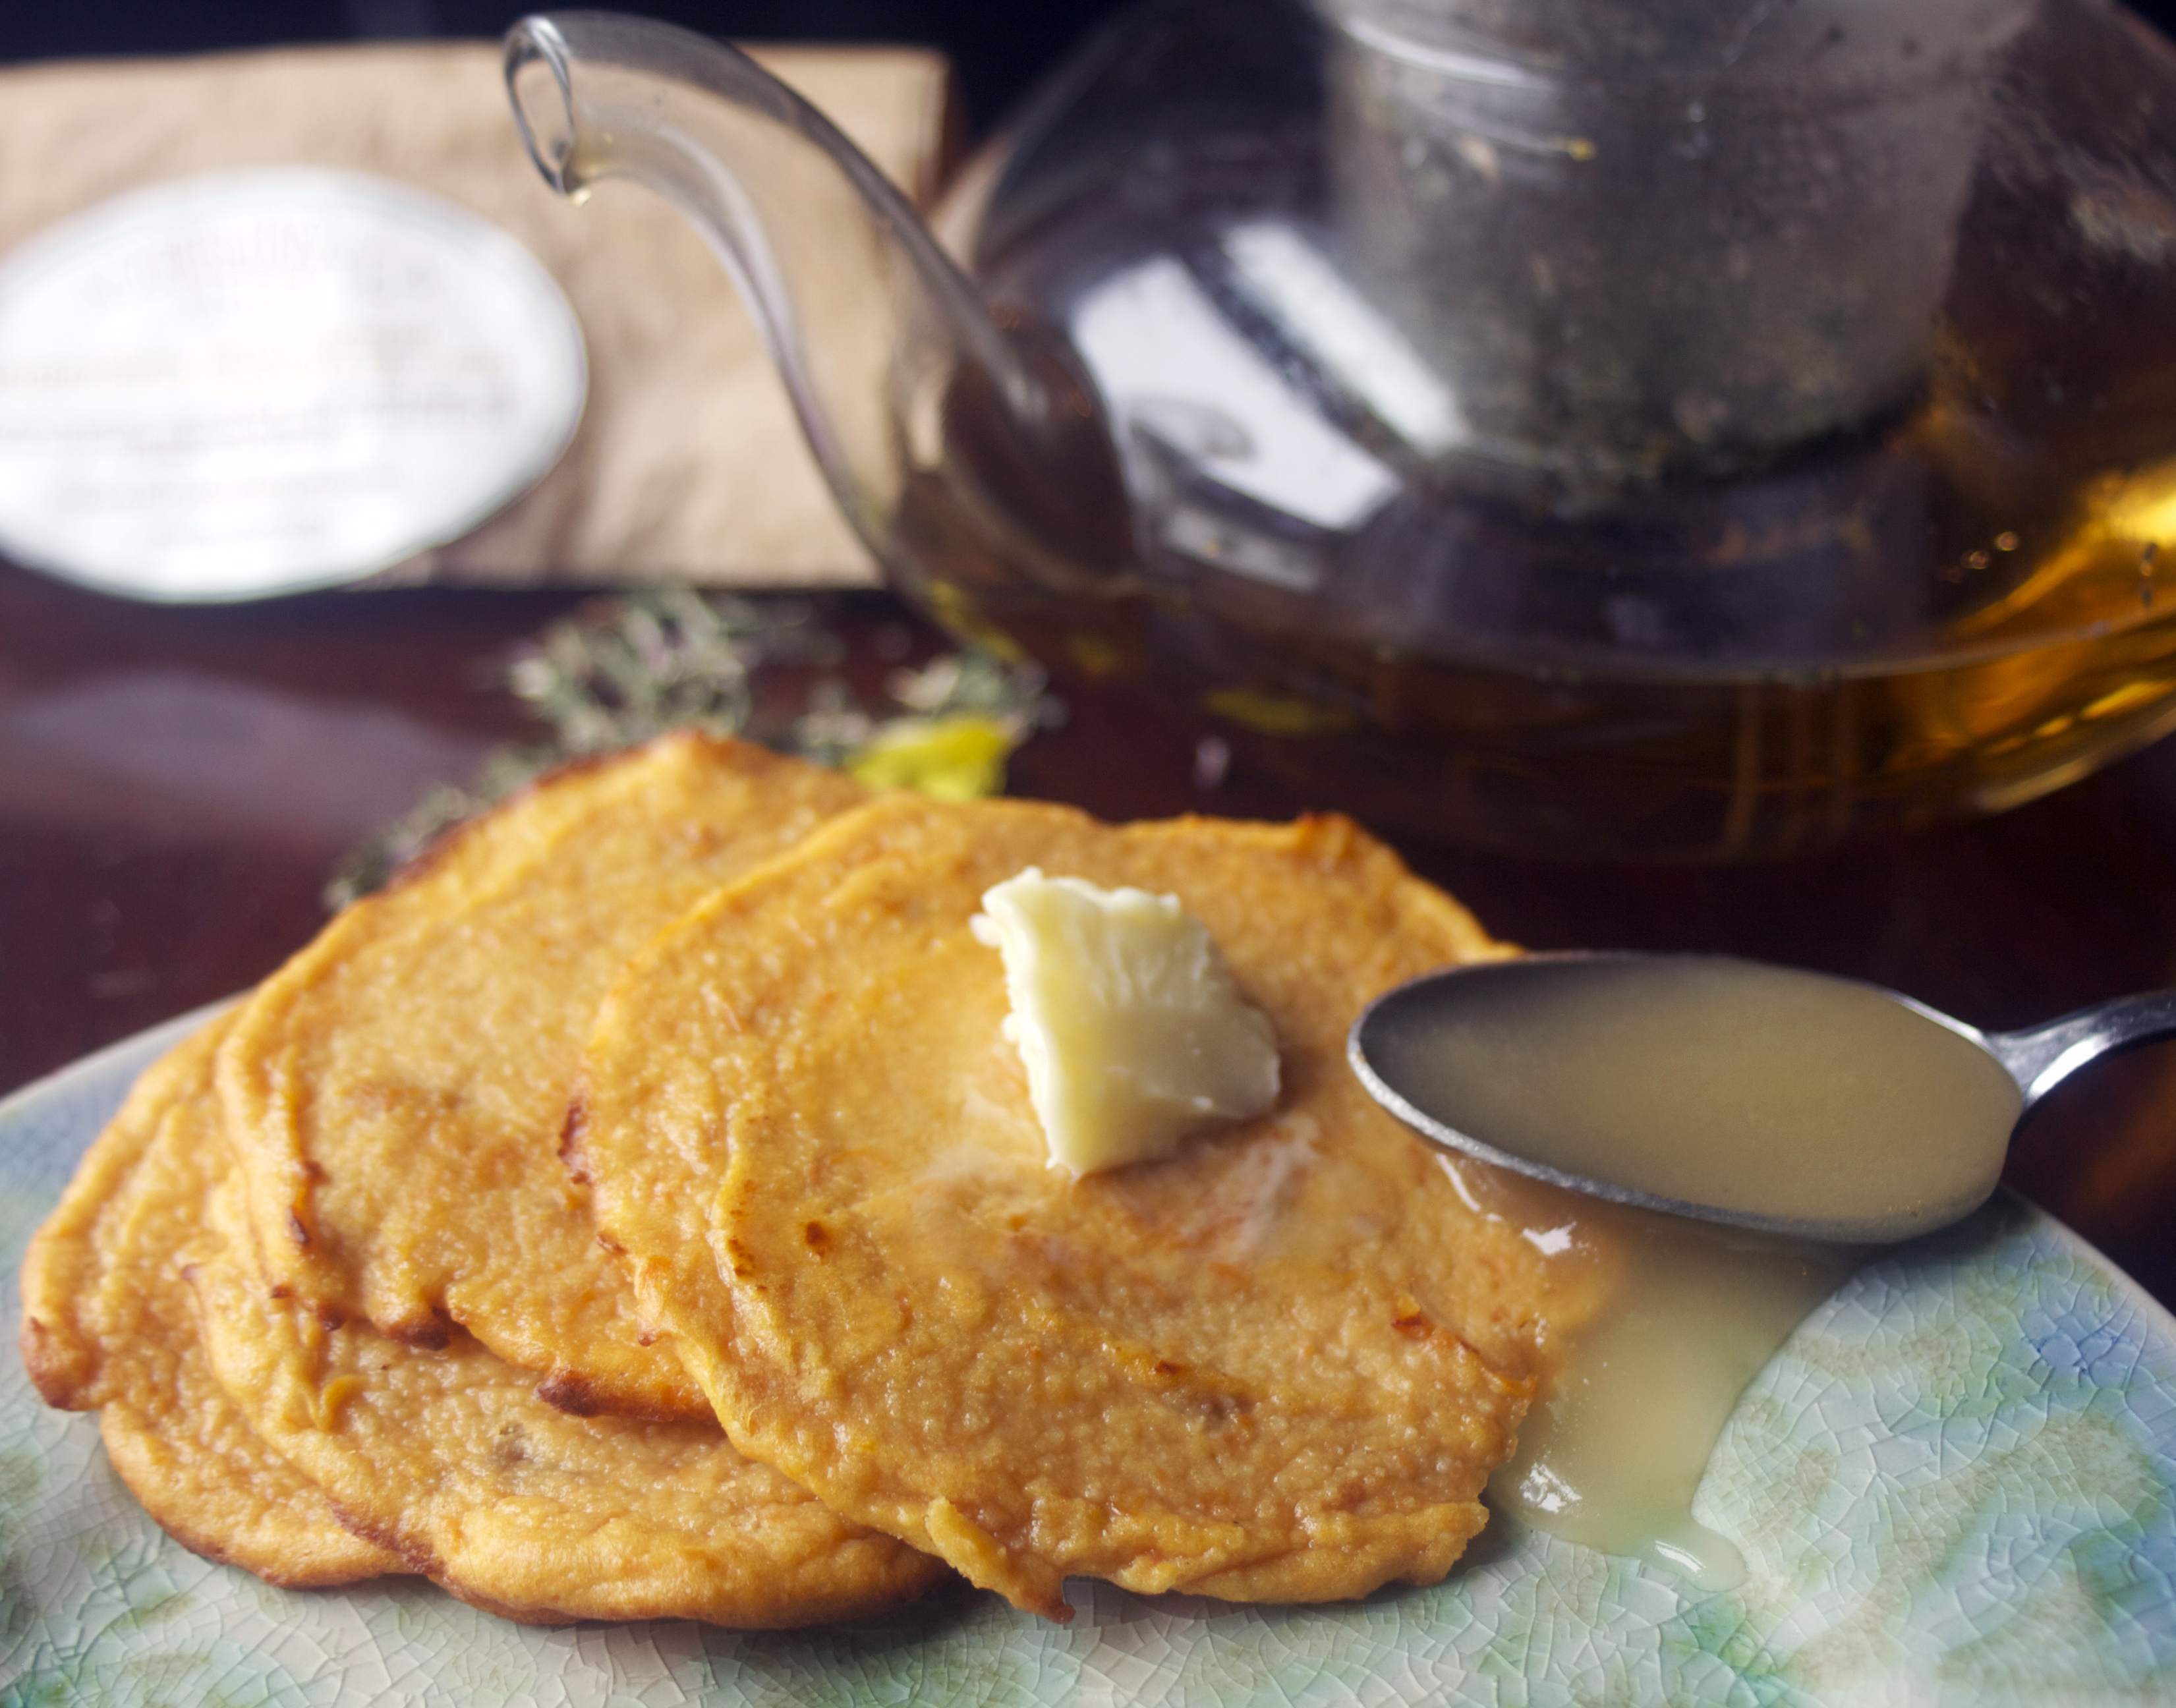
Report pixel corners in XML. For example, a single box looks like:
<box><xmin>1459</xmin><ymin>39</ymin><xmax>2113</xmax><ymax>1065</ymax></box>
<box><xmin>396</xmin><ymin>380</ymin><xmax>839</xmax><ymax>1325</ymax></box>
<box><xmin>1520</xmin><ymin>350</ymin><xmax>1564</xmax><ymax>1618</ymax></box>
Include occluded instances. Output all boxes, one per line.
<box><xmin>506</xmin><ymin>0</ymin><xmax>2176</xmax><ymax>860</ymax></box>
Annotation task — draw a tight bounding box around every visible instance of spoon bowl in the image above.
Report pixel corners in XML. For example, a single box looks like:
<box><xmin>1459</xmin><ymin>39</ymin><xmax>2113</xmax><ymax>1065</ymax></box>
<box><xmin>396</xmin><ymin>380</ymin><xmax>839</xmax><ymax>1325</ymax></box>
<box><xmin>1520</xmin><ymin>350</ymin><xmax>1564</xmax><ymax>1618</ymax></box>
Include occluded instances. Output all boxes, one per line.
<box><xmin>1350</xmin><ymin>953</ymin><xmax>2176</xmax><ymax>1243</ymax></box>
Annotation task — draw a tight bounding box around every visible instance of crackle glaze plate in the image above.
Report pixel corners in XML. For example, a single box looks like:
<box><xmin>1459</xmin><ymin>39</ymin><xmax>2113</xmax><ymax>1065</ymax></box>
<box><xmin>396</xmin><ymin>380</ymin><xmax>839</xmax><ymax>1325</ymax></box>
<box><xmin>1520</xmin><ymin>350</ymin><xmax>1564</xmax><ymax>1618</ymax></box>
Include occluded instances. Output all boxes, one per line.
<box><xmin>3</xmin><ymin>1006</ymin><xmax>2175</xmax><ymax>1707</ymax></box>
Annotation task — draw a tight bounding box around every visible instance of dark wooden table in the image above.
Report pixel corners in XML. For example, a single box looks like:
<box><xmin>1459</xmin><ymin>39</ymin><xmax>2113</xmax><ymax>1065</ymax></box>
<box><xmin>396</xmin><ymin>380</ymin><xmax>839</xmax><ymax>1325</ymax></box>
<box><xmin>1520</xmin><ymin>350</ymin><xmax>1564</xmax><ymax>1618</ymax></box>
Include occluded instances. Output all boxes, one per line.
<box><xmin>6</xmin><ymin>555</ymin><xmax>2175</xmax><ymax>1309</ymax></box>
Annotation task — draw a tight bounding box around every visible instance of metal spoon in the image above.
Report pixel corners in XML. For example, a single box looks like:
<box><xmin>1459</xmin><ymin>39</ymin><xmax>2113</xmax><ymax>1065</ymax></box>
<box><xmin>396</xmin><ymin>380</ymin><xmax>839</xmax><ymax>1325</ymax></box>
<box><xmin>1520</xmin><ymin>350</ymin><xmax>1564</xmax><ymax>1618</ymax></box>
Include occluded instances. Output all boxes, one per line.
<box><xmin>1350</xmin><ymin>952</ymin><xmax>2176</xmax><ymax>1243</ymax></box>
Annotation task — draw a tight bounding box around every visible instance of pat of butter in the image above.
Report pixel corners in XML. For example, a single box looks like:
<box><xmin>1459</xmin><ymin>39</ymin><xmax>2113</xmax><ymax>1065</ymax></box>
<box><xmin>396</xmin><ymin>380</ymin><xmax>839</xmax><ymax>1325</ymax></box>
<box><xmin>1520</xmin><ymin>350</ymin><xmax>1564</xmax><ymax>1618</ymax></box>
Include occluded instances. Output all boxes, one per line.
<box><xmin>971</xmin><ymin>868</ymin><xmax>1280</xmax><ymax>1175</ymax></box>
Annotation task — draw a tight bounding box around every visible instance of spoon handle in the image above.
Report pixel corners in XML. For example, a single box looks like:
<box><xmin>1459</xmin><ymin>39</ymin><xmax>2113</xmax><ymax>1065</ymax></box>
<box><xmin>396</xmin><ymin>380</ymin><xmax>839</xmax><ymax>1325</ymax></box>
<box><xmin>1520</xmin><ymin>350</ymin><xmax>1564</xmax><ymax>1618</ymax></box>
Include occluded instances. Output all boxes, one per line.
<box><xmin>1984</xmin><ymin>989</ymin><xmax>2176</xmax><ymax>1110</ymax></box>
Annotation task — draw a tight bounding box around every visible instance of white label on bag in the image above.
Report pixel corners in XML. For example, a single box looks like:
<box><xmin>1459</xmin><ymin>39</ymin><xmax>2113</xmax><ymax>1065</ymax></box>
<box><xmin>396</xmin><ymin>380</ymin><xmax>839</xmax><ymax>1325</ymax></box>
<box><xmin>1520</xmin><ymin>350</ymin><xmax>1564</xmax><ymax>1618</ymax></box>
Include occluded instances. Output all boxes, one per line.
<box><xmin>0</xmin><ymin>168</ymin><xmax>586</xmax><ymax>602</ymax></box>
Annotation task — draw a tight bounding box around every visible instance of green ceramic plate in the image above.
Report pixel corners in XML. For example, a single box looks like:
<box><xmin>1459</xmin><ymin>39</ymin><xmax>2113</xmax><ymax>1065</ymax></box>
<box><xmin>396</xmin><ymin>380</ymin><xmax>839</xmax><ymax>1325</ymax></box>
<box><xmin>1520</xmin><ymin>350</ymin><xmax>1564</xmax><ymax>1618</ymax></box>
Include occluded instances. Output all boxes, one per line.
<box><xmin>3</xmin><ymin>1006</ymin><xmax>2173</xmax><ymax>1706</ymax></box>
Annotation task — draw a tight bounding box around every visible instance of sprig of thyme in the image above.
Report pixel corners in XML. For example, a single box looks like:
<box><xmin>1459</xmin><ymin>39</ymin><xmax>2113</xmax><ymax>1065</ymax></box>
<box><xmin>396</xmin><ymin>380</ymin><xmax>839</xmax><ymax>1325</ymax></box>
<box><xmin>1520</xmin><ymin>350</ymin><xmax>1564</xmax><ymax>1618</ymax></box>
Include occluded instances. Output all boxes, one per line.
<box><xmin>324</xmin><ymin>590</ymin><xmax>1060</xmax><ymax>909</ymax></box>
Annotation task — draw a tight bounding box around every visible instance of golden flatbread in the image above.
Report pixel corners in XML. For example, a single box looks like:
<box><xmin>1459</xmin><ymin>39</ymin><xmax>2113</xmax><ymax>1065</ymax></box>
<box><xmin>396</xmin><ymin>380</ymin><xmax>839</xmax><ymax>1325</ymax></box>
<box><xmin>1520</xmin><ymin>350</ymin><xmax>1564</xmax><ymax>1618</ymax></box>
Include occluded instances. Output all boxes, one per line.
<box><xmin>575</xmin><ymin>797</ymin><xmax>1597</xmax><ymax>1619</ymax></box>
<box><xmin>188</xmin><ymin>1168</ymin><xmax>950</xmax><ymax>1628</ymax></box>
<box><xmin>20</xmin><ymin>997</ymin><xmax>944</xmax><ymax>1625</ymax></box>
<box><xmin>18</xmin><ymin>1013</ymin><xmax>407</xmax><ymax>1589</ymax></box>
<box><xmin>215</xmin><ymin>734</ymin><xmax>867</xmax><ymax>1421</ymax></box>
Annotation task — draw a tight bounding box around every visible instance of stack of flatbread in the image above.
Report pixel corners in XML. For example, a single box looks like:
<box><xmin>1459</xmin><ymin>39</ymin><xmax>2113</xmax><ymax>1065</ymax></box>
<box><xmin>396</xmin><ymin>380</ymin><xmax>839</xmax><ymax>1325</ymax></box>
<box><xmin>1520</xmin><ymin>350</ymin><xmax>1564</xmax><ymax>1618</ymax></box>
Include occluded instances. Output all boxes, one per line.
<box><xmin>19</xmin><ymin>733</ymin><xmax>1598</xmax><ymax>1626</ymax></box>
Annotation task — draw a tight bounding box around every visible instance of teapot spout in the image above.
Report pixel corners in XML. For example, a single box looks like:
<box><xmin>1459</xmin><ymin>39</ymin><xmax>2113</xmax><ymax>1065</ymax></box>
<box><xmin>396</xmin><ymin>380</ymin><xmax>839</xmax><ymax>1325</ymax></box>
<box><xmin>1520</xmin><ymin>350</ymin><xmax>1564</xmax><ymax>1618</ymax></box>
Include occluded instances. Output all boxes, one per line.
<box><xmin>504</xmin><ymin>11</ymin><xmax>1133</xmax><ymax>608</ymax></box>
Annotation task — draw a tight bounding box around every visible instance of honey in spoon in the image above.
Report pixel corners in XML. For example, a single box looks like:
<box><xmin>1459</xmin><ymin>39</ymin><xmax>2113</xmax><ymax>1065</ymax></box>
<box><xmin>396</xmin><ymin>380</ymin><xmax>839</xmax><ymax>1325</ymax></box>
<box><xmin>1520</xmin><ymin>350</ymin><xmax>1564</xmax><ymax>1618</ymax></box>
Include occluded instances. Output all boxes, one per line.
<box><xmin>1354</xmin><ymin>954</ymin><xmax>2031</xmax><ymax>1241</ymax></box>
<box><xmin>1352</xmin><ymin>953</ymin><xmax>2176</xmax><ymax>1586</ymax></box>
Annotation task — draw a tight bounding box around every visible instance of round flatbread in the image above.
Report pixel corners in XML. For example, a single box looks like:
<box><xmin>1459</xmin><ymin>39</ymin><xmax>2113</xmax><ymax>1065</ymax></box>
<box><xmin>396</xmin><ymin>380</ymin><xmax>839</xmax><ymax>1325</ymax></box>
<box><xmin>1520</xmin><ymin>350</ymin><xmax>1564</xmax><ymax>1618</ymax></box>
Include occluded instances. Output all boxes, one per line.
<box><xmin>188</xmin><ymin>1167</ymin><xmax>950</xmax><ymax>1628</ymax></box>
<box><xmin>18</xmin><ymin>1013</ymin><xmax>407</xmax><ymax>1589</ymax></box>
<box><xmin>576</xmin><ymin>797</ymin><xmax>1598</xmax><ymax>1618</ymax></box>
<box><xmin>215</xmin><ymin>734</ymin><xmax>867</xmax><ymax>1421</ymax></box>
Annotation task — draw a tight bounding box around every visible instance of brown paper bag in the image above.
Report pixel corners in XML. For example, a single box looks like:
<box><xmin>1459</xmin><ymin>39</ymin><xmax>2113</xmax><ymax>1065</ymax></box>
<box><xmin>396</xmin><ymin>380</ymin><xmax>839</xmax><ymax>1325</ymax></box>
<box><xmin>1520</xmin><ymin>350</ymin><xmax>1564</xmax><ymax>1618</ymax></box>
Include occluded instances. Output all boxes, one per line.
<box><xmin>0</xmin><ymin>41</ymin><xmax>959</xmax><ymax>587</ymax></box>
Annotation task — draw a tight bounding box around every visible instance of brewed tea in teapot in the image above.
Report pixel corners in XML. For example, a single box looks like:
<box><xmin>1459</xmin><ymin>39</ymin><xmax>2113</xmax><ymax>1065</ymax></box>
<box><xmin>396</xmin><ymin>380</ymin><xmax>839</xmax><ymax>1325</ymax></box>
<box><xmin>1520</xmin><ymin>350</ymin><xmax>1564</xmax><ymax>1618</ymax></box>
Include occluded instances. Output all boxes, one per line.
<box><xmin>509</xmin><ymin>0</ymin><xmax>2176</xmax><ymax>859</ymax></box>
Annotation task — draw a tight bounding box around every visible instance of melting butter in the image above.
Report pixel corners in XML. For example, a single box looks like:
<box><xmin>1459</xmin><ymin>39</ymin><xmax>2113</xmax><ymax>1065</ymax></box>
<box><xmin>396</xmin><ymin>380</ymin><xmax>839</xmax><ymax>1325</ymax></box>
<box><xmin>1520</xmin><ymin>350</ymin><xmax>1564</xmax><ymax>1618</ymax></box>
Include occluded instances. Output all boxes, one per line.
<box><xmin>1443</xmin><ymin>1156</ymin><xmax>1857</xmax><ymax>1591</ymax></box>
<box><xmin>972</xmin><ymin>868</ymin><xmax>1279</xmax><ymax>1175</ymax></box>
